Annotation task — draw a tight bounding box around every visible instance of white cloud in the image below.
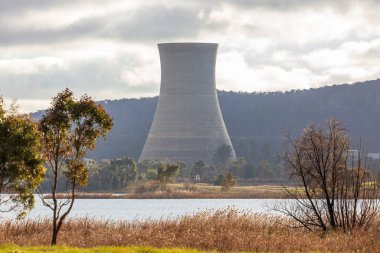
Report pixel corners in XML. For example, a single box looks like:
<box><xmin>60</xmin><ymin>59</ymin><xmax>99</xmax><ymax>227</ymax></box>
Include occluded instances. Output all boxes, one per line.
<box><xmin>121</xmin><ymin>66</ymin><xmax>159</xmax><ymax>87</ymax></box>
<box><xmin>1</xmin><ymin>0</ymin><xmax>380</xmax><ymax>112</ymax></box>
<box><xmin>0</xmin><ymin>57</ymin><xmax>67</xmax><ymax>75</ymax></box>
<box><xmin>302</xmin><ymin>38</ymin><xmax>380</xmax><ymax>84</ymax></box>
<box><xmin>216</xmin><ymin>50</ymin><xmax>325</xmax><ymax>92</ymax></box>
<box><xmin>3</xmin><ymin>98</ymin><xmax>50</xmax><ymax>113</ymax></box>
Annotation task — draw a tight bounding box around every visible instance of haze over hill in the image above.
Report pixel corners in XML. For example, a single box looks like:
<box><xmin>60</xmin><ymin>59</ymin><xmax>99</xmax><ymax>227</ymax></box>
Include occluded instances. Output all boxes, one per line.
<box><xmin>32</xmin><ymin>79</ymin><xmax>380</xmax><ymax>161</ymax></box>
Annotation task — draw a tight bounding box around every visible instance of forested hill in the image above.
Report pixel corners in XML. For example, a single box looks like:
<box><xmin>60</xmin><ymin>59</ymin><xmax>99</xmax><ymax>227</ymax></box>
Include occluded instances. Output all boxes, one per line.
<box><xmin>32</xmin><ymin>79</ymin><xmax>380</xmax><ymax>160</ymax></box>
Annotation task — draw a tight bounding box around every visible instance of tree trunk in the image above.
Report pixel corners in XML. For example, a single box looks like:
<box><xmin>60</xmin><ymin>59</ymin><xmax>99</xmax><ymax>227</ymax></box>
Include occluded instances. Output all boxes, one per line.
<box><xmin>51</xmin><ymin>225</ymin><xmax>58</xmax><ymax>245</ymax></box>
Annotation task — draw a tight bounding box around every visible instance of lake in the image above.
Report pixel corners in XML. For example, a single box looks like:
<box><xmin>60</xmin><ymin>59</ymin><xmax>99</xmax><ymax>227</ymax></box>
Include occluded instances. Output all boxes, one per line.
<box><xmin>1</xmin><ymin>198</ymin><xmax>282</xmax><ymax>221</ymax></box>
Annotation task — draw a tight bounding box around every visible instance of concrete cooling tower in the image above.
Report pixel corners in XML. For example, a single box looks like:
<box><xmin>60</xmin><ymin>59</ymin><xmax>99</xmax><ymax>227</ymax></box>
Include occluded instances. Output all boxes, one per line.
<box><xmin>139</xmin><ymin>43</ymin><xmax>236</xmax><ymax>165</ymax></box>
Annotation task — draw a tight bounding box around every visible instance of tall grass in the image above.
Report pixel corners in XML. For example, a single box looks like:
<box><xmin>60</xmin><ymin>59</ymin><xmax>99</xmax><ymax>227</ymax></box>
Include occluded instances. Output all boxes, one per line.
<box><xmin>0</xmin><ymin>245</ymin><xmax>208</xmax><ymax>253</ymax></box>
<box><xmin>0</xmin><ymin>209</ymin><xmax>379</xmax><ymax>252</ymax></box>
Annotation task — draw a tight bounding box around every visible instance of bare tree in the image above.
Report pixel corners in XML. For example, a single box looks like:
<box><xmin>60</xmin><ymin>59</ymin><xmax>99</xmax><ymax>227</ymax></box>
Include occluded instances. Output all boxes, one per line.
<box><xmin>278</xmin><ymin>118</ymin><xmax>380</xmax><ymax>233</ymax></box>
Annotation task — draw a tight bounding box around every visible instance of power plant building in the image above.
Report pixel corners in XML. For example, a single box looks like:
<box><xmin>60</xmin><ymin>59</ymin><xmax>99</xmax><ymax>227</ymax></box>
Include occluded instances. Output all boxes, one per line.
<box><xmin>139</xmin><ymin>43</ymin><xmax>236</xmax><ymax>164</ymax></box>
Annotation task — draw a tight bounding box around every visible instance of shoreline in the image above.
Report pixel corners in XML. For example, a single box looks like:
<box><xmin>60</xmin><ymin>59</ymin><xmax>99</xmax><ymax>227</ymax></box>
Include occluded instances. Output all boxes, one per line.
<box><xmin>43</xmin><ymin>194</ymin><xmax>290</xmax><ymax>199</ymax></box>
<box><xmin>43</xmin><ymin>183</ymin><xmax>292</xmax><ymax>199</ymax></box>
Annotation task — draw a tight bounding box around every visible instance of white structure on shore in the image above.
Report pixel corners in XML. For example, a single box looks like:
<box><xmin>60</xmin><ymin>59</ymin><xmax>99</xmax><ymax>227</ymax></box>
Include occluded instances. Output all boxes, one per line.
<box><xmin>139</xmin><ymin>43</ymin><xmax>236</xmax><ymax>164</ymax></box>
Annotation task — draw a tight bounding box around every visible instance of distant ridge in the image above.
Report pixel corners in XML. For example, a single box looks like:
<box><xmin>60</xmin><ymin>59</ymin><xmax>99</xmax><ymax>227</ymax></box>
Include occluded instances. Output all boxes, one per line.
<box><xmin>32</xmin><ymin>79</ymin><xmax>380</xmax><ymax>160</ymax></box>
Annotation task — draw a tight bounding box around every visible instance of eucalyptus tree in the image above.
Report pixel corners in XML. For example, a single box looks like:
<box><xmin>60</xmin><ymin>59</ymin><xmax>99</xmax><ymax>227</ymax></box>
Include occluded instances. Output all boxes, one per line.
<box><xmin>221</xmin><ymin>172</ymin><xmax>236</xmax><ymax>192</ymax></box>
<box><xmin>157</xmin><ymin>163</ymin><xmax>179</xmax><ymax>190</ymax></box>
<box><xmin>104</xmin><ymin>157</ymin><xmax>137</xmax><ymax>190</ymax></box>
<box><xmin>38</xmin><ymin>89</ymin><xmax>113</xmax><ymax>245</ymax></box>
<box><xmin>0</xmin><ymin>97</ymin><xmax>45</xmax><ymax>218</ymax></box>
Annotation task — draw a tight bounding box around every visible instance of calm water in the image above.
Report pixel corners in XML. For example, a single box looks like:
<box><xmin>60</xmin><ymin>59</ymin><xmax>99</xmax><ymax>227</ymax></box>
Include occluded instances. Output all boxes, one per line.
<box><xmin>1</xmin><ymin>198</ymin><xmax>281</xmax><ymax>220</ymax></box>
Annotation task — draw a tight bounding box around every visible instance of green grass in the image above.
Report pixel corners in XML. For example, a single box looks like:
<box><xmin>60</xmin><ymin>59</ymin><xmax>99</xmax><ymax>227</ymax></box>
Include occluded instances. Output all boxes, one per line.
<box><xmin>0</xmin><ymin>245</ymin><xmax>211</xmax><ymax>253</ymax></box>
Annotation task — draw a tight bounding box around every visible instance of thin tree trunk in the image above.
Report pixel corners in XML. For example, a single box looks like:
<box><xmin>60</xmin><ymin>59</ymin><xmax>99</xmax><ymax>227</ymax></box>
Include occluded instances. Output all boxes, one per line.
<box><xmin>51</xmin><ymin>216</ymin><xmax>58</xmax><ymax>245</ymax></box>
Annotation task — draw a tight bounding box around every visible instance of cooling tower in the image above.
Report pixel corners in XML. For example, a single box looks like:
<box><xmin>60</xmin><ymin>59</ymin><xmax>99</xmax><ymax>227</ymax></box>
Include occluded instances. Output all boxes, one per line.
<box><xmin>139</xmin><ymin>43</ymin><xmax>236</xmax><ymax>164</ymax></box>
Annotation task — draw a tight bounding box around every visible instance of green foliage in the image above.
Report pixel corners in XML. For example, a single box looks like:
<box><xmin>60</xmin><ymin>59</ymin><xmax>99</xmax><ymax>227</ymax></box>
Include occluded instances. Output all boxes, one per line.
<box><xmin>137</xmin><ymin>159</ymin><xmax>166</xmax><ymax>173</ymax></box>
<box><xmin>191</xmin><ymin>160</ymin><xmax>206</xmax><ymax>180</ymax></box>
<box><xmin>82</xmin><ymin>157</ymin><xmax>138</xmax><ymax>191</ymax></box>
<box><xmin>146</xmin><ymin>168</ymin><xmax>158</xmax><ymax>180</ymax></box>
<box><xmin>157</xmin><ymin>163</ymin><xmax>180</xmax><ymax>190</ymax></box>
<box><xmin>177</xmin><ymin>162</ymin><xmax>189</xmax><ymax>178</ymax></box>
<box><xmin>213</xmin><ymin>144</ymin><xmax>233</xmax><ymax>165</ymax></box>
<box><xmin>221</xmin><ymin>172</ymin><xmax>236</xmax><ymax>192</ymax></box>
<box><xmin>39</xmin><ymin>88</ymin><xmax>113</xmax><ymax>186</ymax></box>
<box><xmin>108</xmin><ymin>157</ymin><xmax>137</xmax><ymax>189</ymax></box>
<box><xmin>0</xmin><ymin>97</ymin><xmax>45</xmax><ymax>217</ymax></box>
<box><xmin>38</xmin><ymin>88</ymin><xmax>113</xmax><ymax>245</ymax></box>
<box><xmin>226</xmin><ymin>158</ymin><xmax>247</xmax><ymax>178</ymax></box>
<box><xmin>213</xmin><ymin>174</ymin><xmax>225</xmax><ymax>186</ymax></box>
<box><xmin>243</xmin><ymin>164</ymin><xmax>255</xmax><ymax>179</ymax></box>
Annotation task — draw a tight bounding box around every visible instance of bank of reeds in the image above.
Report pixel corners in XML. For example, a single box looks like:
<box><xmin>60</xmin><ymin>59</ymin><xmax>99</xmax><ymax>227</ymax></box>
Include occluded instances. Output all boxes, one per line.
<box><xmin>1</xmin><ymin>209</ymin><xmax>379</xmax><ymax>252</ymax></box>
<box><xmin>46</xmin><ymin>191</ymin><xmax>288</xmax><ymax>199</ymax></box>
<box><xmin>45</xmin><ymin>183</ymin><xmax>290</xmax><ymax>199</ymax></box>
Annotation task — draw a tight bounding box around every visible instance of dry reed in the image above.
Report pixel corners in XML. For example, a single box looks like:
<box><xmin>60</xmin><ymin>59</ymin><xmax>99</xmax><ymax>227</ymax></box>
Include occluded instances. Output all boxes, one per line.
<box><xmin>45</xmin><ymin>186</ymin><xmax>289</xmax><ymax>199</ymax></box>
<box><xmin>1</xmin><ymin>209</ymin><xmax>379</xmax><ymax>252</ymax></box>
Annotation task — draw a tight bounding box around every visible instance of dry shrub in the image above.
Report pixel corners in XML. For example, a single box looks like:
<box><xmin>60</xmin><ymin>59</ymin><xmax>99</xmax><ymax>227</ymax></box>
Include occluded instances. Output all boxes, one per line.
<box><xmin>134</xmin><ymin>182</ymin><xmax>160</xmax><ymax>195</ymax></box>
<box><xmin>1</xmin><ymin>209</ymin><xmax>379</xmax><ymax>252</ymax></box>
<box><xmin>134</xmin><ymin>185</ymin><xmax>148</xmax><ymax>195</ymax></box>
<box><xmin>179</xmin><ymin>183</ymin><xmax>197</xmax><ymax>192</ymax></box>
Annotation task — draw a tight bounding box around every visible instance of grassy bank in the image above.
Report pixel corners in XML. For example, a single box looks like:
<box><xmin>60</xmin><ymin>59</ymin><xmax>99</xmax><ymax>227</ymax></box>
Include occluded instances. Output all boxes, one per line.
<box><xmin>46</xmin><ymin>183</ymin><xmax>291</xmax><ymax>199</ymax></box>
<box><xmin>1</xmin><ymin>209</ymin><xmax>379</xmax><ymax>252</ymax></box>
<box><xmin>0</xmin><ymin>245</ymin><xmax>209</xmax><ymax>253</ymax></box>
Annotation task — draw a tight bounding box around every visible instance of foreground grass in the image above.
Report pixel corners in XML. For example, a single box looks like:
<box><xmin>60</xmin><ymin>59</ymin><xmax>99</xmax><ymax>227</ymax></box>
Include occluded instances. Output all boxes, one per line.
<box><xmin>0</xmin><ymin>245</ymin><xmax>207</xmax><ymax>253</ymax></box>
<box><xmin>1</xmin><ymin>209</ymin><xmax>379</xmax><ymax>252</ymax></box>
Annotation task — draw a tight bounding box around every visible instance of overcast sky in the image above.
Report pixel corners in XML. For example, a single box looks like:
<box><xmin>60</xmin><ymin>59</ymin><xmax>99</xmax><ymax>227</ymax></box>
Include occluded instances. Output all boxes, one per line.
<box><xmin>1</xmin><ymin>0</ymin><xmax>380</xmax><ymax>112</ymax></box>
